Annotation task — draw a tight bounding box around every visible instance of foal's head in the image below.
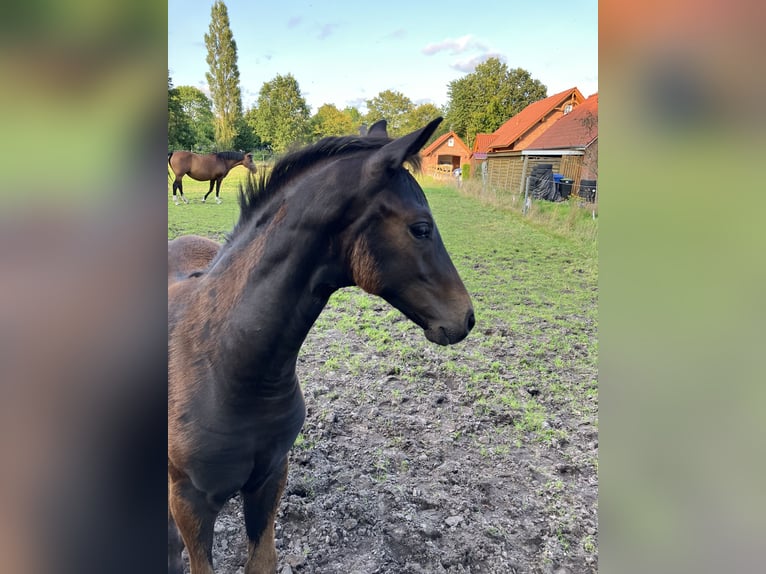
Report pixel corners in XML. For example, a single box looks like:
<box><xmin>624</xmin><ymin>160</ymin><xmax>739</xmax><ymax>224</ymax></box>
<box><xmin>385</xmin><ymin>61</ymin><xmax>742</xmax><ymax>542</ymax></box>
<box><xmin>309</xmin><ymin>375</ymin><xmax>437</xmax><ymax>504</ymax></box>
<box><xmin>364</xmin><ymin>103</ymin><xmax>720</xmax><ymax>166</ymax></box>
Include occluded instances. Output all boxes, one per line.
<box><xmin>229</xmin><ymin>118</ymin><xmax>475</xmax><ymax>345</ymax></box>
<box><xmin>342</xmin><ymin>119</ymin><xmax>475</xmax><ymax>345</ymax></box>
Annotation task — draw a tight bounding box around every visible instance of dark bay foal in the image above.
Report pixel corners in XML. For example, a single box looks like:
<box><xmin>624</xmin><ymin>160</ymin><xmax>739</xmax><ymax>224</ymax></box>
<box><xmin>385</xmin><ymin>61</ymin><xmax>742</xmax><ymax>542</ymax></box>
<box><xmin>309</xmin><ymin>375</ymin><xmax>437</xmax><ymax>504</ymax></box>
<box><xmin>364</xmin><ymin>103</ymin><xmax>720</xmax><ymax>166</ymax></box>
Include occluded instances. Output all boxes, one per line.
<box><xmin>168</xmin><ymin>118</ymin><xmax>474</xmax><ymax>574</ymax></box>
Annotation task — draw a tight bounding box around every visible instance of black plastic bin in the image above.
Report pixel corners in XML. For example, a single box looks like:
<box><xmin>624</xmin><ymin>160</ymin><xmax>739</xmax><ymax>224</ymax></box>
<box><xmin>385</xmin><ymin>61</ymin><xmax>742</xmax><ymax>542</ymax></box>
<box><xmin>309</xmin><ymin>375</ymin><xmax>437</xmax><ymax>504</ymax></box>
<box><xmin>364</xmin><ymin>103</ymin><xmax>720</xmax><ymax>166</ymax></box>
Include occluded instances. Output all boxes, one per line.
<box><xmin>559</xmin><ymin>178</ymin><xmax>574</xmax><ymax>199</ymax></box>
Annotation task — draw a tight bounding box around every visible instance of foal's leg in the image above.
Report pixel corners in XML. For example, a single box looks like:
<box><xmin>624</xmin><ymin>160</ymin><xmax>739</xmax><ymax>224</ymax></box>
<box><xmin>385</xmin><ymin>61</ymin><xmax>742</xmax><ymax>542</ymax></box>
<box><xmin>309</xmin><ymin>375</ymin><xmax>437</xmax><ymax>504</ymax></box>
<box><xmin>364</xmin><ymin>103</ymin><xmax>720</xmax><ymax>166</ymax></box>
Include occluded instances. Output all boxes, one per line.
<box><xmin>168</xmin><ymin>507</ymin><xmax>185</xmax><ymax>574</ymax></box>
<box><xmin>202</xmin><ymin>180</ymin><xmax>215</xmax><ymax>203</ymax></box>
<box><xmin>169</xmin><ymin>475</ymin><xmax>219</xmax><ymax>574</ymax></box>
<box><xmin>242</xmin><ymin>459</ymin><xmax>289</xmax><ymax>574</ymax></box>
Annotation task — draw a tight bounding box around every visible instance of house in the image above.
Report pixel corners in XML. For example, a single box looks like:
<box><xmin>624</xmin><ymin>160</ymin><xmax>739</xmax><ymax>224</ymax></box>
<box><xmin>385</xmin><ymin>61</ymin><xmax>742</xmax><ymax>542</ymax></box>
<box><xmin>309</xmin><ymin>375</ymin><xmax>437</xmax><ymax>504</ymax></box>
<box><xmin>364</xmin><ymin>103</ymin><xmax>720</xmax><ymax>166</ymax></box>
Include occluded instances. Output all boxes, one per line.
<box><xmin>487</xmin><ymin>87</ymin><xmax>584</xmax><ymax>153</ymax></box>
<box><xmin>480</xmin><ymin>87</ymin><xmax>588</xmax><ymax>196</ymax></box>
<box><xmin>419</xmin><ymin>131</ymin><xmax>471</xmax><ymax>179</ymax></box>
<box><xmin>523</xmin><ymin>92</ymin><xmax>598</xmax><ymax>196</ymax></box>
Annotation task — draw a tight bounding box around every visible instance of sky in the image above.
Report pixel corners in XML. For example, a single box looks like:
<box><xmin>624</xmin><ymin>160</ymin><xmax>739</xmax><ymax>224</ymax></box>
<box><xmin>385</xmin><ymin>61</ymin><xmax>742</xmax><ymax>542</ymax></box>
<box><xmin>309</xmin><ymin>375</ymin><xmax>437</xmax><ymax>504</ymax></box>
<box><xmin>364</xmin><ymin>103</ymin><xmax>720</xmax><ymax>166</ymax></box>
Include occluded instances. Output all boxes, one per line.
<box><xmin>168</xmin><ymin>0</ymin><xmax>598</xmax><ymax>114</ymax></box>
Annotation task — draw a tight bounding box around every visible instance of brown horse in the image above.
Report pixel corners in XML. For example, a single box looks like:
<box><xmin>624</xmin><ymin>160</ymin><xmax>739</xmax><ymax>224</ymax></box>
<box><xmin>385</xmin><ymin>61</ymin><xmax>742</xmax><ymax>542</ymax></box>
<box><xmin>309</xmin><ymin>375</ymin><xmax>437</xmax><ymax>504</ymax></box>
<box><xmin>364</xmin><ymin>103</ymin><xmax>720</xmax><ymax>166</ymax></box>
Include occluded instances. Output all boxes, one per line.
<box><xmin>168</xmin><ymin>151</ymin><xmax>257</xmax><ymax>205</ymax></box>
<box><xmin>168</xmin><ymin>117</ymin><xmax>475</xmax><ymax>574</ymax></box>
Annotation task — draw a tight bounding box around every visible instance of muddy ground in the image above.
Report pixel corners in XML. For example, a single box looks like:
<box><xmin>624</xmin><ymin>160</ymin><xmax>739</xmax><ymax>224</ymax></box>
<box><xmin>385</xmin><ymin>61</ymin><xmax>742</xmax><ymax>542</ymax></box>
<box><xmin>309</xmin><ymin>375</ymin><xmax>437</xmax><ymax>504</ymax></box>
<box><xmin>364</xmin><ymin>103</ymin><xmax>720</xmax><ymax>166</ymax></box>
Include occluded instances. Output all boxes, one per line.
<box><xmin>180</xmin><ymin>294</ymin><xmax>598</xmax><ymax>574</ymax></box>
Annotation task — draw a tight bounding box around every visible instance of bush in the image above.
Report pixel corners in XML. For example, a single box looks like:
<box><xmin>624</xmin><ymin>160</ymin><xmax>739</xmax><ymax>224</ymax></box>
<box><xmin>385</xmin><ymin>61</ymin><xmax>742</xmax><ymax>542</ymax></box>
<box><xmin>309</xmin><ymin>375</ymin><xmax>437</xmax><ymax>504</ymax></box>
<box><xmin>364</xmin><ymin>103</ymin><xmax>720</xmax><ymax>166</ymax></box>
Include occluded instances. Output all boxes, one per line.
<box><xmin>461</xmin><ymin>163</ymin><xmax>471</xmax><ymax>180</ymax></box>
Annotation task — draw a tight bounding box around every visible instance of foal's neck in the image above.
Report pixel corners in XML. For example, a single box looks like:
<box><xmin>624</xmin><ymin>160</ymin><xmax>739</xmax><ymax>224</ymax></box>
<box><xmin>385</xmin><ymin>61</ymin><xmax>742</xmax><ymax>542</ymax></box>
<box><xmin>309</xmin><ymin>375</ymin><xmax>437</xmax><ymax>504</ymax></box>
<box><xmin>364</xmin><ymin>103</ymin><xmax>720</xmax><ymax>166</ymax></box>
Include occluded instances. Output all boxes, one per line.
<box><xmin>208</xmin><ymin>204</ymin><xmax>346</xmax><ymax>390</ymax></box>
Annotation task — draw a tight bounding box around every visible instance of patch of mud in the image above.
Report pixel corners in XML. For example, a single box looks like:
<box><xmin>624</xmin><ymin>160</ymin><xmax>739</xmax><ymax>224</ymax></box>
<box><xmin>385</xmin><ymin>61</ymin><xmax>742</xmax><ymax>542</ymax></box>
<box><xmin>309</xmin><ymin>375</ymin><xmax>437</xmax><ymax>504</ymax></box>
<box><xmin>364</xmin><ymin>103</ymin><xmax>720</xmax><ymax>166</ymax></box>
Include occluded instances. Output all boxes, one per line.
<box><xmin>182</xmin><ymin>297</ymin><xmax>598</xmax><ymax>574</ymax></box>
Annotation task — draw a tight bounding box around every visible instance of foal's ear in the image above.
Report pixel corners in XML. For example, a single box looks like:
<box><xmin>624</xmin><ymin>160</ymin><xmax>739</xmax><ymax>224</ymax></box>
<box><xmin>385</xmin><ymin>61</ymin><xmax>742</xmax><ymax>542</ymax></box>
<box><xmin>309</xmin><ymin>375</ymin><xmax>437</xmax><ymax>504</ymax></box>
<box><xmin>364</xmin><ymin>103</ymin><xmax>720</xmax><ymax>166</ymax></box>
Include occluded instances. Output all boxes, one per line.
<box><xmin>367</xmin><ymin>119</ymin><xmax>388</xmax><ymax>138</ymax></box>
<box><xmin>366</xmin><ymin>117</ymin><xmax>442</xmax><ymax>177</ymax></box>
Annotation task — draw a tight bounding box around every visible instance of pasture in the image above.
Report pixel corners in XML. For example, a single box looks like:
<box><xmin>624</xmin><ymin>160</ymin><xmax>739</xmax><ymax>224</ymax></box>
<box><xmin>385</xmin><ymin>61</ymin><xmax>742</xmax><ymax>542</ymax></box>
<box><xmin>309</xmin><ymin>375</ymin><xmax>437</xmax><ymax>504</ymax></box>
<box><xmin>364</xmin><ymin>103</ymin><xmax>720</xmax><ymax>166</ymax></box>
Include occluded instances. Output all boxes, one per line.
<box><xmin>168</xmin><ymin>168</ymin><xmax>598</xmax><ymax>573</ymax></box>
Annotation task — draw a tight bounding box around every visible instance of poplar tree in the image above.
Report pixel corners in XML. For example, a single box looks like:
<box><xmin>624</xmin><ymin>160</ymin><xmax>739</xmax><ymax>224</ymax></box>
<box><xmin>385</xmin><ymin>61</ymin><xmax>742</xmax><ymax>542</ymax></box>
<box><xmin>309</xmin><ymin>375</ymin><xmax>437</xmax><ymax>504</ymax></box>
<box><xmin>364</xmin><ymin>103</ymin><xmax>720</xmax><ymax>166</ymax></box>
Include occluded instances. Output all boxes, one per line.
<box><xmin>204</xmin><ymin>0</ymin><xmax>242</xmax><ymax>150</ymax></box>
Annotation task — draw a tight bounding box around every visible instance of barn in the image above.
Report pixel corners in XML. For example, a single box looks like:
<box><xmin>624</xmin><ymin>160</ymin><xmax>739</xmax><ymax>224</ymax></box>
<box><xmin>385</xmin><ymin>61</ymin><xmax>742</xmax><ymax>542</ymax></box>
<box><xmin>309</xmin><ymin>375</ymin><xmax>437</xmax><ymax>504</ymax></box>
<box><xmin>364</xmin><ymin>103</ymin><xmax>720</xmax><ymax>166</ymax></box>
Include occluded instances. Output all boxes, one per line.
<box><xmin>419</xmin><ymin>131</ymin><xmax>471</xmax><ymax>179</ymax></box>
<box><xmin>523</xmin><ymin>92</ymin><xmax>598</xmax><ymax>199</ymax></box>
<box><xmin>476</xmin><ymin>87</ymin><xmax>589</xmax><ymax>198</ymax></box>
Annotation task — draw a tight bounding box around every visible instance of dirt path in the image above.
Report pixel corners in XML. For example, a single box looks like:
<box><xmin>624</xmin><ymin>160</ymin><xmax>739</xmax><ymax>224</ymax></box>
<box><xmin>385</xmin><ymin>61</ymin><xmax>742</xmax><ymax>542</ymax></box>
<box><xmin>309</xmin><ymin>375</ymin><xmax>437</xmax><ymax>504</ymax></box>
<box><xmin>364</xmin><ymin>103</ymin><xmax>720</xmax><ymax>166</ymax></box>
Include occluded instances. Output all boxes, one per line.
<box><xmin>182</xmin><ymin>291</ymin><xmax>598</xmax><ymax>574</ymax></box>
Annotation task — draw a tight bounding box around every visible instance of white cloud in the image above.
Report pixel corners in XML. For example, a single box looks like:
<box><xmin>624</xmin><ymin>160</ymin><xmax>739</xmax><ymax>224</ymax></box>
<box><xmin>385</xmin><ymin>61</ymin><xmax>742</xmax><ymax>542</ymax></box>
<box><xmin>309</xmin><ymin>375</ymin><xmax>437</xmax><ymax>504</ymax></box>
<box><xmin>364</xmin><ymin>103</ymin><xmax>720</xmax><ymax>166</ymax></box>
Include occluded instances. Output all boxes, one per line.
<box><xmin>450</xmin><ymin>52</ymin><xmax>506</xmax><ymax>73</ymax></box>
<box><xmin>422</xmin><ymin>34</ymin><xmax>487</xmax><ymax>56</ymax></box>
<box><xmin>422</xmin><ymin>35</ymin><xmax>505</xmax><ymax>74</ymax></box>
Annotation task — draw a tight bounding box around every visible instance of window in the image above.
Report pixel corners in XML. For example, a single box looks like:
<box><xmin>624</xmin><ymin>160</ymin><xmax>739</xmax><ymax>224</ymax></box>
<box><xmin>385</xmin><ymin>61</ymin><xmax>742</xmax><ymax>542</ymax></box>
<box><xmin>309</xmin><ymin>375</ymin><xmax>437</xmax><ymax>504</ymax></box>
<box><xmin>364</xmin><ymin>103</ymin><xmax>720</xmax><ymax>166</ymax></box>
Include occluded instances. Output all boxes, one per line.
<box><xmin>447</xmin><ymin>137</ymin><xmax>454</xmax><ymax>147</ymax></box>
<box><xmin>564</xmin><ymin>104</ymin><xmax>573</xmax><ymax>114</ymax></box>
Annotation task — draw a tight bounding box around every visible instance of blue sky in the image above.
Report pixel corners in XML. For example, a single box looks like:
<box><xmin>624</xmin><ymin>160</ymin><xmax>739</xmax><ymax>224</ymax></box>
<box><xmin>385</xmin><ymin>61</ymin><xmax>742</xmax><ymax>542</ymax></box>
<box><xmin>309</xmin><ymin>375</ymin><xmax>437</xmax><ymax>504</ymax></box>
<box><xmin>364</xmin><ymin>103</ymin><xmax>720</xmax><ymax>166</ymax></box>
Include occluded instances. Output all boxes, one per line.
<box><xmin>168</xmin><ymin>0</ymin><xmax>597</xmax><ymax>114</ymax></box>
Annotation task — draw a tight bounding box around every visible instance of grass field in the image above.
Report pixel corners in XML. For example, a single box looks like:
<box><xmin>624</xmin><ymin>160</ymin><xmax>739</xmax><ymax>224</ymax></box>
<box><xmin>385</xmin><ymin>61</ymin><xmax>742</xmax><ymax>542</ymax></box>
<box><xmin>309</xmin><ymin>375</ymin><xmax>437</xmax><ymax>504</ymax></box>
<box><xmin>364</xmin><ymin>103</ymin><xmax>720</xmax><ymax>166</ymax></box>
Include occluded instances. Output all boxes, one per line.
<box><xmin>167</xmin><ymin>164</ymin><xmax>259</xmax><ymax>240</ymax></box>
<box><xmin>450</xmin><ymin>177</ymin><xmax>599</xmax><ymax>245</ymax></box>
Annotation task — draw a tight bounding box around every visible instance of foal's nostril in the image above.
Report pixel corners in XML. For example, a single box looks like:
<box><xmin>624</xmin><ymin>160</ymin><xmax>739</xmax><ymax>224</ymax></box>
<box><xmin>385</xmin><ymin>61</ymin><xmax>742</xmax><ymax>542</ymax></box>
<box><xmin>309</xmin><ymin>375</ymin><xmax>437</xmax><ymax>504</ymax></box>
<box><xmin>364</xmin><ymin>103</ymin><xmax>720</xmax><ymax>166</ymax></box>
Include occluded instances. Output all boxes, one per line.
<box><xmin>466</xmin><ymin>310</ymin><xmax>476</xmax><ymax>332</ymax></box>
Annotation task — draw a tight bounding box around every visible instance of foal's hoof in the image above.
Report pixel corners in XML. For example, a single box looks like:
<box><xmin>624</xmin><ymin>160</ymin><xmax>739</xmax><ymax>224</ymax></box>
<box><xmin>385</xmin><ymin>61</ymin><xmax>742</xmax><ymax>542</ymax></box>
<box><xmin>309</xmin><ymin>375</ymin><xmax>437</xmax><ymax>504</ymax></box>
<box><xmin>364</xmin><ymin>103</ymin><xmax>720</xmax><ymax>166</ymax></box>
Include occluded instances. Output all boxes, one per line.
<box><xmin>201</xmin><ymin>198</ymin><xmax>206</xmax><ymax>203</ymax></box>
<box><xmin>215</xmin><ymin>198</ymin><xmax>222</xmax><ymax>205</ymax></box>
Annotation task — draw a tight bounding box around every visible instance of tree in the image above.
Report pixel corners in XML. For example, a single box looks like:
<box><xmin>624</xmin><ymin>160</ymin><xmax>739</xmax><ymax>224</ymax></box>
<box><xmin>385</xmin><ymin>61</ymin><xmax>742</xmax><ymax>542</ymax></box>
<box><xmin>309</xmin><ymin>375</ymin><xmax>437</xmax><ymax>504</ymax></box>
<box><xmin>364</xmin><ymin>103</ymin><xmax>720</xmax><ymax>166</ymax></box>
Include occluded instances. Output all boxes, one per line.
<box><xmin>310</xmin><ymin>104</ymin><xmax>356</xmax><ymax>140</ymax></box>
<box><xmin>233</xmin><ymin>113</ymin><xmax>260</xmax><ymax>152</ymax></box>
<box><xmin>174</xmin><ymin>86</ymin><xmax>215</xmax><ymax>152</ymax></box>
<box><xmin>401</xmin><ymin>102</ymin><xmax>447</xmax><ymax>144</ymax></box>
<box><xmin>204</xmin><ymin>1</ymin><xmax>242</xmax><ymax>150</ymax></box>
<box><xmin>445</xmin><ymin>58</ymin><xmax>547</xmax><ymax>147</ymax></box>
<box><xmin>342</xmin><ymin>107</ymin><xmax>363</xmax><ymax>130</ymax></box>
<box><xmin>168</xmin><ymin>73</ymin><xmax>193</xmax><ymax>150</ymax></box>
<box><xmin>239</xmin><ymin>107</ymin><xmax>270</xmax><ymax>159</ymax></box>
<box><xmin>252</xmin><ymin>74</ymin><xmax>310</xmax><ymax>153</ymax></box>
<box><xmin>364</xmin><ymin>90</ymin><xmax>414</xmax><ymax>137</ymax></box>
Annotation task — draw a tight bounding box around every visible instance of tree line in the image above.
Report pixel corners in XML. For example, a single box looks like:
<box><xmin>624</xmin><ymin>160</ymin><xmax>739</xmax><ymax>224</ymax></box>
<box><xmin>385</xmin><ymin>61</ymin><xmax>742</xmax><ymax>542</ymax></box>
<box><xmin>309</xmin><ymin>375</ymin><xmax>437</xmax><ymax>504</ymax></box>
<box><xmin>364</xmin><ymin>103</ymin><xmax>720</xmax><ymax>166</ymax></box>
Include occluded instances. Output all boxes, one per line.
<box><xmin>169</xmin><ymin>1</ymin><xmax>547</xmax><ymax>155</ymax></box>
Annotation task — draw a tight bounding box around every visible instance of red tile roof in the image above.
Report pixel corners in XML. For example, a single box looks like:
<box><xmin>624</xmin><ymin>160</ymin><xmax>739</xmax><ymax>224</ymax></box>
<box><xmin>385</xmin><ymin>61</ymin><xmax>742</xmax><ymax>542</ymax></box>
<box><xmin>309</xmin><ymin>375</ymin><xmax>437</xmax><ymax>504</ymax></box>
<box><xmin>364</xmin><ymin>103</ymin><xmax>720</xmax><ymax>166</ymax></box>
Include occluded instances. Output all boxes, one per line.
<box><xmin>487</xmin><ymin>87</ymin><xmax>584</xmax><ymax>151</ymax></box>
<box><xmin>472</xmin><ymin>133</ymin><xmax>496</xmax><ymax>154</ymax></box>
<box><xmin>421</xmin><ymin>130</ymin><xmax>469</xmax><ymax>157</ymax></box>
<box><xmin>527</xmin><ymin>93</ymin><xmax>598</xmax><ymax>149</ymax></box>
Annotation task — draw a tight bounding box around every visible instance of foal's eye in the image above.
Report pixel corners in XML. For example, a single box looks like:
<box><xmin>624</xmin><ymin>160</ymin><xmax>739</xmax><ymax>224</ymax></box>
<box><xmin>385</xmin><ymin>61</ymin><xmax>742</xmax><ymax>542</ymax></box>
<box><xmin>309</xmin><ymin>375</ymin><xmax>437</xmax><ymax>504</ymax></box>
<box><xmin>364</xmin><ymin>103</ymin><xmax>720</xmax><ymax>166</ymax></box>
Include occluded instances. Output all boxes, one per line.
<box><xmin>410</xmin><ymin>222</ymin><xmax>432</xmax><ymax>239</ymax></box>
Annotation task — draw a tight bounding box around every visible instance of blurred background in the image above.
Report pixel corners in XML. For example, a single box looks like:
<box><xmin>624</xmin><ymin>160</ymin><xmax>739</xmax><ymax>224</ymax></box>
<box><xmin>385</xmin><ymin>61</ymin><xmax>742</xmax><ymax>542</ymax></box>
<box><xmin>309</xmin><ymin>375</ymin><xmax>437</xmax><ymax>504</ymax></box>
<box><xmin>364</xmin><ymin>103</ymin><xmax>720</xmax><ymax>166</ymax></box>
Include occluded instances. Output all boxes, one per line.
<box><xmin>0</xmin><ymin>1</ymin><xmax>763</xmax><ymax>573</ymax></box>
<box><xmin>0</xmin><ymin>1</ymin><xmax>167</xmax><ymax>573</ymax></box>
<box><xmin>600</xmin><ymin>1</ymin><xmax>765</xmax><ymax>573</ymax></box>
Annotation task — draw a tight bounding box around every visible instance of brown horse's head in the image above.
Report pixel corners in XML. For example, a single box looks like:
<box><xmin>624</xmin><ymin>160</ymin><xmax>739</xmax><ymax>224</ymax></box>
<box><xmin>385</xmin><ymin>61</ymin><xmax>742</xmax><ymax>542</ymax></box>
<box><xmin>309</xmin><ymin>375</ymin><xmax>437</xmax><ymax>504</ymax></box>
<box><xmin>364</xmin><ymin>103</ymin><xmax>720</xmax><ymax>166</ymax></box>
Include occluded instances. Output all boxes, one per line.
<box><xmin>344</xmin><ymin>119</ymin><xmax>475</xmax><ymax>345</ymax></box>
<box><xmin>243</xmin><ymin>152</ymin><xmax>257</xmax><ymax>174</ymax></box>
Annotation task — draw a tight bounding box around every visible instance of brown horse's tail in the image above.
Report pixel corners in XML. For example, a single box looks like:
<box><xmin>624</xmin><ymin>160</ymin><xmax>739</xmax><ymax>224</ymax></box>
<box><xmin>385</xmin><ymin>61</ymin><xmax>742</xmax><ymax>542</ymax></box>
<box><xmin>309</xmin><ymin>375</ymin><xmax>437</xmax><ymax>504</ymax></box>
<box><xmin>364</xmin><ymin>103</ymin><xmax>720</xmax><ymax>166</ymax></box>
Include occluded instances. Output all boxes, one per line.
<box><xmin>168</xmin><ymin>151</ymin><xmax>174</xmax><ymax>180</ymax></box>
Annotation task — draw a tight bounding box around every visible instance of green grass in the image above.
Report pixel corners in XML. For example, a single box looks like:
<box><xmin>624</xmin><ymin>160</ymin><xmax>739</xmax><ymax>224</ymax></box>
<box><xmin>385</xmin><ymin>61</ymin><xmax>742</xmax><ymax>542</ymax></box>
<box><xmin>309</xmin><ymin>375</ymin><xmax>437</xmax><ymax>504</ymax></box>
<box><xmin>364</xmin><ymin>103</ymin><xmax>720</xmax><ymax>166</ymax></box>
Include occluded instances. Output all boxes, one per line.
<box><xmin>435</xmin><ymin>176</ymin><xmax>599</xmax><ymax>246</ymax></box>
<box><xmin>168</xmin><ymin>177</ymin><xmax>598</xmax><ymax>447</ymax></box>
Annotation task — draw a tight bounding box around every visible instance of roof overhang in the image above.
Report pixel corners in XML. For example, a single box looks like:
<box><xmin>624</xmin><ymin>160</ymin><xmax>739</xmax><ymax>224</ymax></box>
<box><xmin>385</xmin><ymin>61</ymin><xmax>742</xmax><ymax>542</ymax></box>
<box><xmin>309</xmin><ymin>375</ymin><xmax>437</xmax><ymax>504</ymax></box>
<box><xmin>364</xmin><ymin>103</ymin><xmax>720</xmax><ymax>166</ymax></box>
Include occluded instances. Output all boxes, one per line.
<box><xmin>485</xmin><ymin>149</ymin><xmax>585</xmax><ymax>158</ymax></box>
<box><xmin>521</xmin><ymin>149</ymin><xmax>585</xmax><ymax>156</ymax></box>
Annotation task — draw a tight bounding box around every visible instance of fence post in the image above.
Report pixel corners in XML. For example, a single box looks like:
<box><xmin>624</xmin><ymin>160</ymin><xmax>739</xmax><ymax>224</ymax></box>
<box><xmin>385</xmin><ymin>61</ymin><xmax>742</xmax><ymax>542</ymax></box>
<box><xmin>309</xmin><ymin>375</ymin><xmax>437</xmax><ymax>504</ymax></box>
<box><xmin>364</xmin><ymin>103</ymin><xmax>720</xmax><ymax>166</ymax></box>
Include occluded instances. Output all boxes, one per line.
<box><xmin>592</xmin><ymin>188</ymin><xmax>597</xmax><ymax>220</ymax></box>
<box><xmin>522</xmin><ymin>176</ymin><xmax>531</xmax><ymax>215</ymax></box>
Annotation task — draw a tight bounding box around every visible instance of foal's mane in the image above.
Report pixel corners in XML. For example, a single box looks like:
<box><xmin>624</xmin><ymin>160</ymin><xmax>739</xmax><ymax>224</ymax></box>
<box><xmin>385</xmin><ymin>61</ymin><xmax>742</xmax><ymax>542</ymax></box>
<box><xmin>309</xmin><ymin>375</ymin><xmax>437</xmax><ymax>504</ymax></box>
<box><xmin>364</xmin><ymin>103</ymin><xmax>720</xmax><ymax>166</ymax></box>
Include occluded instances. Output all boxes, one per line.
<box><xmin>226</xmin><ymin>135</ymin><xmax>422</xmax><ymax>243</ymax></box>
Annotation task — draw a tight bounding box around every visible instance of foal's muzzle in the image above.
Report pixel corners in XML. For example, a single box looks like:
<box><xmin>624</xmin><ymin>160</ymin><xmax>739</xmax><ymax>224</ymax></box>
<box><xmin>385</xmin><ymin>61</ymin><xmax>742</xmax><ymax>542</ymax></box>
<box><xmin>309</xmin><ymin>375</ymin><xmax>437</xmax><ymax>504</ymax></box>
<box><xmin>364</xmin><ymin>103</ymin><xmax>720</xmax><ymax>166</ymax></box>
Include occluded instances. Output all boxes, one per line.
<box><xmin>424</xmin><ymin>308</ymin><xmax>475</xmax><ymax>346</ymax></box>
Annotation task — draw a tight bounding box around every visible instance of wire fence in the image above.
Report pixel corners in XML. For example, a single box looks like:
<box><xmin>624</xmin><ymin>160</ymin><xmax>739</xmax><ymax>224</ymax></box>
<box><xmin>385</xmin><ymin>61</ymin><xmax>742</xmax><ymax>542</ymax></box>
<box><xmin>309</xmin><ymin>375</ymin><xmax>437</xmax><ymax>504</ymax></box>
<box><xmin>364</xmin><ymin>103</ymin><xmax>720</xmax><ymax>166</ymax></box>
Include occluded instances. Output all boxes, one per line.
<box><xmin>520</xmin><ymin>174</ymin><xmax>598</xmax><ymax>218</ymax></box>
